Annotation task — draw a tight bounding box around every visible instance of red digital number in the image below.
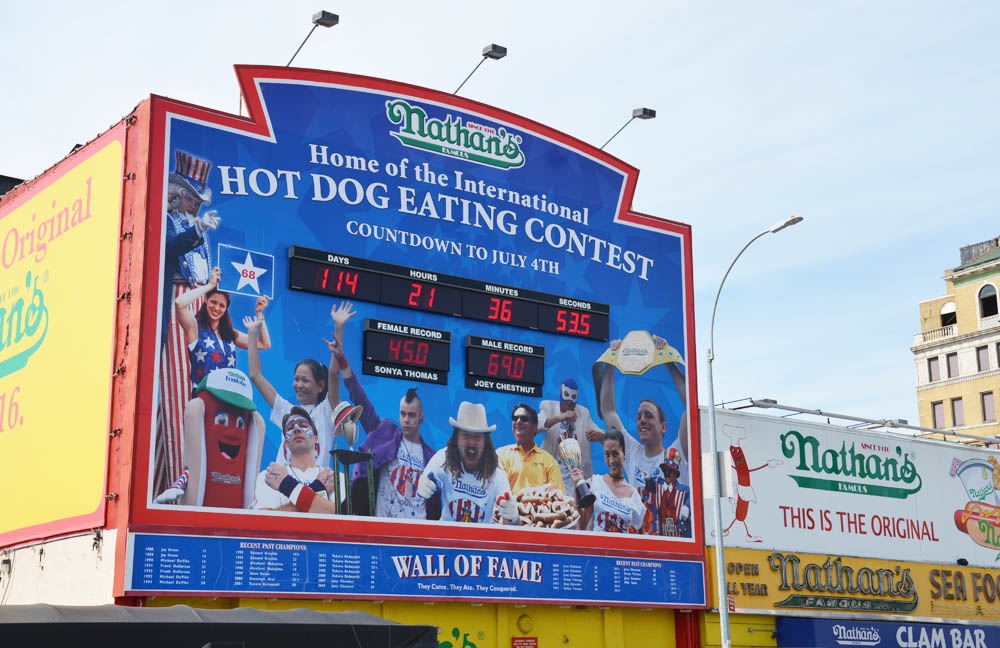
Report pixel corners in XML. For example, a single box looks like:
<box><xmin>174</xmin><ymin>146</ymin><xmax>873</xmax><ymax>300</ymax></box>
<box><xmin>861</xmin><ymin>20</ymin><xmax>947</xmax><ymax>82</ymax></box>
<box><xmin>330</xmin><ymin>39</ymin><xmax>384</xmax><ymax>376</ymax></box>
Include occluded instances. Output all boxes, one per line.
<box><xmin>487</xmin><ymin>353</ymin><xmax>526</xmax><ymax>379</ymax></box>
<box><xmin>335</xmin><ymin>271</ymin><xmax>358</xmax><ymax>295</ymax></box>
<box><xmin>321</xmin><ymin>267</ymin><xmax>330</xmax><ymax>290</ymax></box>
<box><xmin>389</xmin><ymin>337</ymin><xmax>430</xmax><ymax>366</ymax></box>
<box><xmin>408</xmin><ymin>283</ymin><xmax>438</xmax><ymax>310</ymax></box>
<box><xmin>488</xmin><ymin>298</ymin><xmax>513</xmax><ymax>322</ymax></box>
<box><xmin>556</xmin><ymin>309</ymin><xmax>591</xmax><ymax>335</ymax></box>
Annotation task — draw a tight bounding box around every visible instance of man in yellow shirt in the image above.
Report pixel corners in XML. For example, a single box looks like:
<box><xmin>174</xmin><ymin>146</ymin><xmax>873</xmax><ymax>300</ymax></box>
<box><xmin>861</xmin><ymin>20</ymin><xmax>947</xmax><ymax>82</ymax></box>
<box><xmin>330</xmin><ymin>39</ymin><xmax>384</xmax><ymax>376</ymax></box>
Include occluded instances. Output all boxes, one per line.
<box><xmin>497</xmin><ymin>403</ymin><xmax>566</xmax><ymax>496</ymax></box>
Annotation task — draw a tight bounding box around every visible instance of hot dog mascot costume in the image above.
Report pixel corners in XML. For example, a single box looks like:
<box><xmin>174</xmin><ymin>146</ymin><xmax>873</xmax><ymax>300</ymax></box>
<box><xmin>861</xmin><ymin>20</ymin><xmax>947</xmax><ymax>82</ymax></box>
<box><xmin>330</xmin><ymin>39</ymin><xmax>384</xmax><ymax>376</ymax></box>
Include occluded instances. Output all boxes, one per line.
<box><xmin>178</xmin><ymin>368</ymin><xmax>265</xmax><ymax>508</ymax></box>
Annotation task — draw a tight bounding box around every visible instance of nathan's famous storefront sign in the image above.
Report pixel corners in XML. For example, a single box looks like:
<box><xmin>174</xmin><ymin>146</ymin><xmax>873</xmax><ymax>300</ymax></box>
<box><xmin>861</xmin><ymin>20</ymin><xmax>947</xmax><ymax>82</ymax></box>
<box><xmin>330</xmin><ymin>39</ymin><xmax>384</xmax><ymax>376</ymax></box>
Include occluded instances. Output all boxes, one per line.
<box><xmin>124</xmin><ymin>67</ymin><xmax>705</xmax><ymax>607</ymax></box>
<box><xmin>713</xmin><ymin>547</ymin><xmax>1000</xmax><ymax>624</ymax></box>
<box><xmin>703</xmin><ymin>409</ymin><xmax>1000</xmax><ymax>568</ymax></box>
<box><xmin>0</xmin><ymin>127</ymin><xmax>124</xmax><ymax>546</ymax></box>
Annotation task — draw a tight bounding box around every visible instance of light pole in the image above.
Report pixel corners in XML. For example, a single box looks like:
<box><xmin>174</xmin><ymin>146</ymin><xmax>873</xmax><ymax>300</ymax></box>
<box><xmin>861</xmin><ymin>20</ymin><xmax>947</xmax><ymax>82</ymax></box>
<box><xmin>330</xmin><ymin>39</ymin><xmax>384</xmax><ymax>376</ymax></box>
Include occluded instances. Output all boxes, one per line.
<box><xmin>454</xmin><ymin>44</ymin><xmax>507</xmax><ymax>95</ymax></box>
<box><xmin>706</xmin><ymin>215</ymin><xmax>802</xmax><ymax>648</ymax></box>
<box><xmin>600</xmin><ymin>107</ymin><xmax>656</xmax><ymax>150</ymax></box>
<box><xmin>287</xmin><ymin>11</ymin><xmax>339</xmax><ymax>67</ymax></box>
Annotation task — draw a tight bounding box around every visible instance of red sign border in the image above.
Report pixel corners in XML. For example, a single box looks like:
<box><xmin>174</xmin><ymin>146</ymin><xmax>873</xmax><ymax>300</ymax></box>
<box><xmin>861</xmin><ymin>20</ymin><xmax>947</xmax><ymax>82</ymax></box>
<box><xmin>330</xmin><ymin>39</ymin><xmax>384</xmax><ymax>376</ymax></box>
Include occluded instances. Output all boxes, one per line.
<box><xmin>125</xmin><ymin>66</ymin><xmax>705</xmax><ymax>595</ymax></box>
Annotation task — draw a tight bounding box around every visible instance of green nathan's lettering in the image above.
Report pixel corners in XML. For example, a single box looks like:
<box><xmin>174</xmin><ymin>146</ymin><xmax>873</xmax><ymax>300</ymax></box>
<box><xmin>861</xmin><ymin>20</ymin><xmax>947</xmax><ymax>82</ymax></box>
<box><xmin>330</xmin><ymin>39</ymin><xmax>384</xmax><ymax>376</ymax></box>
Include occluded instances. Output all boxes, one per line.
<box><xmin>780</xmin><ymin>429</ymin><xmax>921</xmax><ymax>487</ymax></box>
<box><xmin>385</xmin><ymin>99</ymin><xmax>525</xmax><ymax>170</ymax></box>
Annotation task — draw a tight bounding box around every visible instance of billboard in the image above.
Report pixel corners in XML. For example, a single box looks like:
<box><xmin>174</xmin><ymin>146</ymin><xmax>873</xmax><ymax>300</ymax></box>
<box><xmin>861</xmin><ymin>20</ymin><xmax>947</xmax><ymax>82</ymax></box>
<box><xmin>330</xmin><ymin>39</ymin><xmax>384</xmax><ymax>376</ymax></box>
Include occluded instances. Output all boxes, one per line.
<box><xmin>714</xmin><ymin>547</ymin><xmax>1000</xmax><ymax>625</ymax></box>
<box><xmin>0</xmin><ymin>126</ymin><xmax>125</xmax><ymax>546</ymax></box>
<box><xmin>126</xmin><ymin>67</ymin><xmax>703</xmax><ymax>605</ymax></box>
<box><xmin>703</xmin><ymin>409</ymin><xmax>1000</xmax><ymax>568</ymax></box>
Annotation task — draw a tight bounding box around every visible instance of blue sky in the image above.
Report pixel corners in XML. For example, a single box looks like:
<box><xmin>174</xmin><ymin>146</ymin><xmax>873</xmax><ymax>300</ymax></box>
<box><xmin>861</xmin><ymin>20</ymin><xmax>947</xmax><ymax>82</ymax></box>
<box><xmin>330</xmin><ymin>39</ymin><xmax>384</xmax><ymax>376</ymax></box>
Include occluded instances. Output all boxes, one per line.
<box><xmin>3</xmin><ymin>1</ymin><xmax>997</xmax><ymax>425</ymax></box>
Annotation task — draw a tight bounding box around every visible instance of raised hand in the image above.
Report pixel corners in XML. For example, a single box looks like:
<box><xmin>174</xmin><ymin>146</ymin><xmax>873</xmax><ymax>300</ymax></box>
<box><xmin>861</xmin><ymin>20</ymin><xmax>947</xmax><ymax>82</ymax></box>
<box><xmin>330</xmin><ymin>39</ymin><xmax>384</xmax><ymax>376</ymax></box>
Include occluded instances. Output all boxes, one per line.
<box><xmin>242</xmin><ymin>314</ymin><xmax>261</xmax><ymax>332</ymax></box>
<box><xmin>209</xmin><ymin>266</ymin><xmax>221</xmax><ymax>288</ymax></box>
<box><xmin>255</xmin><ymin>295</ymin><xmax>269</xmax><ymax>316</ymax></box>
<box><xmin>331</xmin><ymin>301</ymin><xmax>357</xmax><ymax>328</ymax></box>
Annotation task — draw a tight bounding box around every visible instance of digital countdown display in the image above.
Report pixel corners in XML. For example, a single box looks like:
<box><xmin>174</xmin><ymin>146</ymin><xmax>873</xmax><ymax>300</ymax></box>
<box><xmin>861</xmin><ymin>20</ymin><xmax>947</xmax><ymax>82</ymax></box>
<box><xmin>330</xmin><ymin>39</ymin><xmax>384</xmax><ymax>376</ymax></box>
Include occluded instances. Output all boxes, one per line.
<box><xmin>288</xmin><ymin>247</ymin><xmax>611</xmax><ymax>341</ymax></box>
<box><xmin>140</xmin><ymin>66</ymin><xmax>701</xmax><ymax>606</ymax></box>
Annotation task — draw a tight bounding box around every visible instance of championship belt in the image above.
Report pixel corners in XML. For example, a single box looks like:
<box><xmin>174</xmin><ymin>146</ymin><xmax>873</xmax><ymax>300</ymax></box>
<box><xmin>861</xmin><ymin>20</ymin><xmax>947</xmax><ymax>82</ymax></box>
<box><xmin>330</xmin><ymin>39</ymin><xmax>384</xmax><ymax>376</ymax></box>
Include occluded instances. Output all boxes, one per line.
<box><xmin>591</xmin><ymin>330</ymin><xmax>685</xmax><ymax>416</ymax></box>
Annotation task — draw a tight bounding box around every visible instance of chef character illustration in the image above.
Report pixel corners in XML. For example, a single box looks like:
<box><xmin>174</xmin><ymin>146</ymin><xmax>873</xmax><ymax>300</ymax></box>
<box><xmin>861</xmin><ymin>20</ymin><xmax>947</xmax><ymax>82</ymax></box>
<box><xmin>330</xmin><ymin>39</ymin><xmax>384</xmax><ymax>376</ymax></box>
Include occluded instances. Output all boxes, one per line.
<box><xmin>717</xmin><ymin>424</ymin><xmax>781</xmax><ymax>542</ymax></box>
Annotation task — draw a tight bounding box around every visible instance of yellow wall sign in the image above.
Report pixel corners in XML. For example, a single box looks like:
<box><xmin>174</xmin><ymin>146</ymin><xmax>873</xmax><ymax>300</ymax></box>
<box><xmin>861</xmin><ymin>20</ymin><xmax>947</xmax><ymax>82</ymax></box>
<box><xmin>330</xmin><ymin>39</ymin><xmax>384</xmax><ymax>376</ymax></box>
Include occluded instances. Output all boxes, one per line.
<box><xmin>0</xmin><ymin>128</ymin><xmax>124</xmax><ymax>544</ymax></box>
<box><xmin>709</xmin><ymin>547</ymin><xmax>1000</xmax><ymax>623</ymax></box>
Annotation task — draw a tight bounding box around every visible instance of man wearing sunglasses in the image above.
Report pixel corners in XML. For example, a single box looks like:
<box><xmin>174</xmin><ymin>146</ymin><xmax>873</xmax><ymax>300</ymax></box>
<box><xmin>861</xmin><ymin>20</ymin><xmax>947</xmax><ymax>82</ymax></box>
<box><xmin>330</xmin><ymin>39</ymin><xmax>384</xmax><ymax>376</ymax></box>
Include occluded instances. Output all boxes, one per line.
<box><xmin>253</xmin><ymin>407</ymin><xmax>338</xmax><ymax>513</ymax></box>
<box><xmin>498</xmin><ymin>404</ymin><xmax>565</xmax><ymax>497</ymax></box>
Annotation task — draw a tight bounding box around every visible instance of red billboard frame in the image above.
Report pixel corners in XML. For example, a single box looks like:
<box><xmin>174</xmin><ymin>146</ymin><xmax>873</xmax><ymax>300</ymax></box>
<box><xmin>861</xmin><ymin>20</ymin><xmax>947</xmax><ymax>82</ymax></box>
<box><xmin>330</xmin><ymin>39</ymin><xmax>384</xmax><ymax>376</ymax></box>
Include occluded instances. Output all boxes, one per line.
<box><xmin>122</xmin><ymin>66</ymin><xmax>704</xmax><ymax>595</ymax></box>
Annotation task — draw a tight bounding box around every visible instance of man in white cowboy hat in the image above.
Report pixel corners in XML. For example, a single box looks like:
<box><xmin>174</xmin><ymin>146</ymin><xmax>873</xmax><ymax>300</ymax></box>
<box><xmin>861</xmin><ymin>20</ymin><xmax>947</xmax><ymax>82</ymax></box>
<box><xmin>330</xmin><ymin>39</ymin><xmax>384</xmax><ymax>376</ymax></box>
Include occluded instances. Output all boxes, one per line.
<box><xmin>254</xmin><ymin>406</ymin><xmax>339</xmax><ymax>513</ymax></box>
<box><xmin>416</xmin><ymin>402</ymin><xmax>517</xmax><ymax>525</ymax></box>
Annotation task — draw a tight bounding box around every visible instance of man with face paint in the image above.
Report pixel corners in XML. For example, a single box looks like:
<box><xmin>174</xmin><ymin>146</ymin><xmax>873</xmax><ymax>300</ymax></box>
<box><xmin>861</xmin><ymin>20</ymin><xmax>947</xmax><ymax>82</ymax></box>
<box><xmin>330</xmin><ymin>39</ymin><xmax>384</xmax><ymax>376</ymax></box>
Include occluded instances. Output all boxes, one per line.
<box><xmin>178</xmin><ymin>368</ymin><xmax>265</xmax><ymax>508</ymax></box>
<box><xmin>253</xmin><ymin>407</ymin><xmax>338</xmax><ymax>513</ymax></box>
<box><xmin>540</xmin><ymin>378</ymin><xmax>604</xmax><ymax>496</ymax></box>
<box><xmin>417</xmin><ymin>402</ymin><xmax>515</xmax><ymax>525</ymax></box>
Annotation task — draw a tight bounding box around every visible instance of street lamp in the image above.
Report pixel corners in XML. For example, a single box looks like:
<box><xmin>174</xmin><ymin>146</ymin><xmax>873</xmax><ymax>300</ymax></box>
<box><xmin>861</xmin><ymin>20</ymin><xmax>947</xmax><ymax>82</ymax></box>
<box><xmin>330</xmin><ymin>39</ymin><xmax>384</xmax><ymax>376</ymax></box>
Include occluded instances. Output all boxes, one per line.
<box><xmin>706</xmin><ymin>215</ymin><xmax>802</xmax><ymax>648</ymax></box>
<box><xmin>600</xmin><ymin>107</ymin><xmax>656</xmax><ymax>150</ymax></box>
<box><xmin>454</xmin><ymin>44</ymin><xmax>508</xmax><ymax>95</ymax></box>
<box><xmin>287</xmin><ymin>11</ymin><xmax>340</xmax><ymax>67</ymax></box>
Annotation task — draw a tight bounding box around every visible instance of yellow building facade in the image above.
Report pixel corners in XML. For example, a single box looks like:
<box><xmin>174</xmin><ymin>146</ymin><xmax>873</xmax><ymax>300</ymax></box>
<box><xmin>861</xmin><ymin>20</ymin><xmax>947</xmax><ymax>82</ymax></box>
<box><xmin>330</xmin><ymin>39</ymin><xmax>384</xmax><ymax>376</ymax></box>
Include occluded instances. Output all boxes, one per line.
<box><xmin>912</xmin><ymin>236</ymin><xmax>1000</xmax><ymax>437</ymax></box>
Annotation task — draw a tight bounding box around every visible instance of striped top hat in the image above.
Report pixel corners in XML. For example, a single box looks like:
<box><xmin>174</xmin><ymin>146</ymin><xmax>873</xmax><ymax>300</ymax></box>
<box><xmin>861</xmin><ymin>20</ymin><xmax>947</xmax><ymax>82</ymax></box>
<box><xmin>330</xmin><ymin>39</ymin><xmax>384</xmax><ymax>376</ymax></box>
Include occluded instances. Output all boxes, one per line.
<box><xmin>169</xmin><ymin>150</ymin><xmax>212</xmax><ymax>203</ymax></box>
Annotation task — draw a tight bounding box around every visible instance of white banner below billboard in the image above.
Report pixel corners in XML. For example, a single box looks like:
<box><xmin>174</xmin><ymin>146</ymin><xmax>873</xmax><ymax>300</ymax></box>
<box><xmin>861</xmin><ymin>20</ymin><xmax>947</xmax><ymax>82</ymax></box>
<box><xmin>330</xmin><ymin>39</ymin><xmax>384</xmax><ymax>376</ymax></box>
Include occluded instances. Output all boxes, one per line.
<box><xmin>701</xmin><ymin>408</ymin><xmax>1000</xmax><ymax>567</ymax></box>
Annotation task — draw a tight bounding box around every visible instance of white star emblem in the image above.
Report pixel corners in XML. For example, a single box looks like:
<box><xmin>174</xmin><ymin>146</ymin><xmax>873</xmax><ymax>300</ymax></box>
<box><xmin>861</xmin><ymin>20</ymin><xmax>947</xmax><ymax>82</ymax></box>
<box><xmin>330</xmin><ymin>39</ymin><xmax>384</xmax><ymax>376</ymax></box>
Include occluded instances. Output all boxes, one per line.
<box><xmin>229</xmin><ymin>342</ymin><xmax>236</xmax><ymax>353</ymax></box>
<box><xmin>231</xmin><ymin>252</ymin><xmax>268</xmax><ymax>293</ymax></box>
<box><xmin>203</xmin><ymin>337</ymin><xmax>216</xmax><ymax>349</ymax></box>
<box><xmin>228</xmin><ymin>356</ymin><xmax>236</xmax><ymax>367</ymax></box>
<box><xmin>194</xmin><ymin>350</ymin><xmax>207</xmax><ymax>363</ymax></box>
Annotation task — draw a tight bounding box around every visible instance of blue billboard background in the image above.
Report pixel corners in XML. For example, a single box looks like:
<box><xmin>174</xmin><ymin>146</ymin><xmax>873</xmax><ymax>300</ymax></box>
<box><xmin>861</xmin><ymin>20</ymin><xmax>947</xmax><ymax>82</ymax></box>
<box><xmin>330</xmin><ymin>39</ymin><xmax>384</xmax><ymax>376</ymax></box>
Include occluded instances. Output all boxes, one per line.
<box><xmin>156</xmin><ymin>77</ymin><xmax>689</xmax><ymax>506</ymax></box>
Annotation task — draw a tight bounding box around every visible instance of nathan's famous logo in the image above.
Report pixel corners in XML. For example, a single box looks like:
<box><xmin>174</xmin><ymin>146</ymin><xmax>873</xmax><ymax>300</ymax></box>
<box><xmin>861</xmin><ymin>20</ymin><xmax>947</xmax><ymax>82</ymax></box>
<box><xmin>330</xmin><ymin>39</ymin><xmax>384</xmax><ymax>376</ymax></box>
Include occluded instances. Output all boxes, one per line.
<box><xmin>951</xmin><ymin>457</ymin><xmax>1000</xmax><ymax>556</ymax></box>
<box><xmin>780</xmin><ymin>430</ymin><xmax>921</xmax><ymax>499</ymax></box>
<box><xmin>0</xmin><ymin>271</ymin><xmax>49</xmax><ymax>379</ymax></box>
<box><xmin>768</xmin><ymin>552</ymin><xmax>918</xmax><ymax>613</ymax></box>
<box><xmin>832</xmin><ymin>624</ymin><xmax>880</xmax><ymax>647</ymax></box>
<box><xmin>385</xmin><ymin>99</ymin><xmax>525</xmax><ymax>170</ymax></box>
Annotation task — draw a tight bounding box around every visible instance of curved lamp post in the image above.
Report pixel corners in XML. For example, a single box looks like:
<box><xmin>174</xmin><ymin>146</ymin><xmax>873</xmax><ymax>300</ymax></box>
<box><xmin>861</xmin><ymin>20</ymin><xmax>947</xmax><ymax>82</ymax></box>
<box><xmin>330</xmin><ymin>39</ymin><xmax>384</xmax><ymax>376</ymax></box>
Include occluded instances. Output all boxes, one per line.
<box><xmin>706</xmin><ymin>215</ymin><xmax>802</xmax><ymax>648</ymax></box>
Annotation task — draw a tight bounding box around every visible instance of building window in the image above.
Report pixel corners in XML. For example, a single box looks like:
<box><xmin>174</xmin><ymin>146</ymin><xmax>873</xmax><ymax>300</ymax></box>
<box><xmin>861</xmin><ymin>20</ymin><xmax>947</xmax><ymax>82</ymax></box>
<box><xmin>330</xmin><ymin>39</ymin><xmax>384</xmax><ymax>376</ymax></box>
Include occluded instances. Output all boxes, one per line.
<box><xmin>932</xmin><ymin>401</ymin><xmax>945</xmax><ymax>428</ymax></box>
<box><xmin>947</xmin><ymin>353</ymin><xmax>959</xmax><ymax>378</ymax></box>
<box><xmin>981</xmin><ymin>284</ymin><xmax>999</xmax><ymax>318</ymax></box>
<box><xmin>940</xmin><ymin>301</ymin><xmax>957</xmax><ymax>327</ymax></box>
<box><xmin>928</xmin><ymin>357</ymin><xmax>941</xmax><ymax>382</ymax></box>
<box><xmin>978</xmin><ymin>346</ymin><xmax>990</xmax><ymax>372</ymax></box>
<box><xmin>952</xmin><ymin>398</ymin><xmax>965</xmax><ymax>426</ymax></box>
<box><xmin>984</xmin><ymin>392</ymin><xmax>996</xmax><ymax>423</ymax></box>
